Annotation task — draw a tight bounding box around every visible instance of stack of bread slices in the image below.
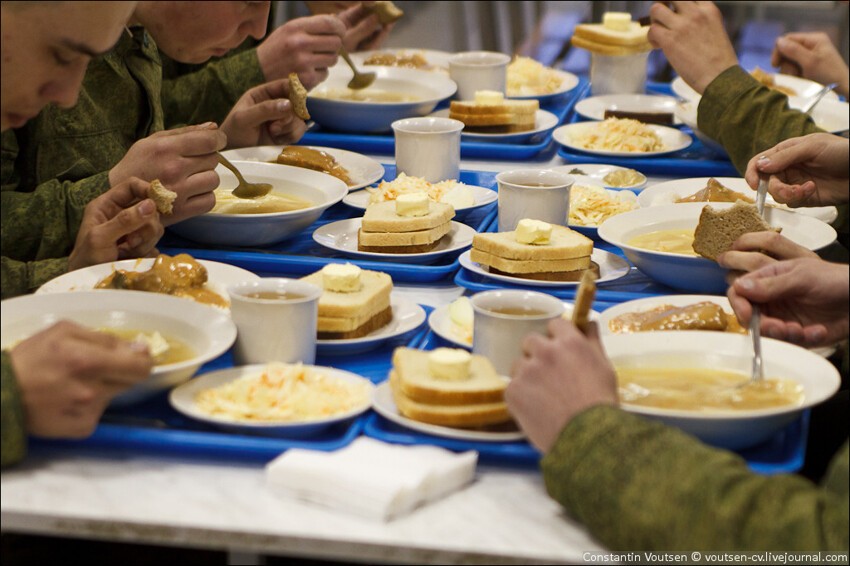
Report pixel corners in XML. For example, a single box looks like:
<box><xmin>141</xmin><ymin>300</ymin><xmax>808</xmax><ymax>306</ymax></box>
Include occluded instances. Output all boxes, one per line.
<box><xmin>390</xmin><ymin>347</ymin><xmax>512</xmax><ymax>428</ymax></box>
<box><xmin>449</xmin><ymin>91</ymin><xmax>539</xmax><ymax>134</ymax></box>
<box><xmin>472</xmin><ymin>219</ymin><xmax>597</xmax><ymax>281</ymax></box>
<box><xmin>301</xmin><ymin>263</ymin><xmax>393</xmax><ymax>339</ymax></box>
<box><xmin>358</xmin><ymin>192</ymin><xmax>455</xmax><ymax>253</ymax></box>
<box><xmin>570</xmin><ymin>12</ymin><xmax>652</xmax><ymax>56</ymax></box>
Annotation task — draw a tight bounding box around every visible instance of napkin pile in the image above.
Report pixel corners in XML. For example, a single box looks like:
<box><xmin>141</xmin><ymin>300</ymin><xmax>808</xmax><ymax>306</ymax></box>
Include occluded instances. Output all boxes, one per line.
<box><xmin>266</xmin><ymin>437</ymin><xmax>478</xmax><ymax>521</ymax></box>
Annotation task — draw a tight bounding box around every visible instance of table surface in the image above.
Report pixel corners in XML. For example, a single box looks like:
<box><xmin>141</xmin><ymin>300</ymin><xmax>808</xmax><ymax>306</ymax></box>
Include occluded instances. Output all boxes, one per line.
<box><xmin>0</xmin><ymin>144</ymin><xmax>677</xmax><ymax>564</ymax></box>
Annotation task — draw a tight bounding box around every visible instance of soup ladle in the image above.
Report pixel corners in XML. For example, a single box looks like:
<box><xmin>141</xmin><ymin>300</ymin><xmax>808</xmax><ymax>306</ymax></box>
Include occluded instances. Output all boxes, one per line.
<box><xmin>218</xmin><ymin>154</ymin><xmax>273</xmax><ymax>199</ymax></box>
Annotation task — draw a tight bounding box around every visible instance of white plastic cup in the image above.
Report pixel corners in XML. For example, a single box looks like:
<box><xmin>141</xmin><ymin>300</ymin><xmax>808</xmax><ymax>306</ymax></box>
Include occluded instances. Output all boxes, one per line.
<box><xmin>496</xmin><ymin>169</ymin><xmax>574</xmax><ymax>232</ymax></box>
<box><xmin>471</xmin><ymin>290</ymin><xmax>565</xmax><ymax>376</ymax></box>
<box><xmin>448</xmin><ymin>51</ymin><xmax>511</xmax><ymax>100</ymax></box>
<box><xmin>227</xmin><ymin>278</ymin><xmax>322</xmax><ymax>365</ymax></box>
<box><xmin>590</xmin><ymin>51</ymin><xmax>650</xmax><ymax>95</ymax></box>
<box><xmin>392</xmin><ymin>117</ymin><xmax>464</xmax><ymax>182</ymax></box>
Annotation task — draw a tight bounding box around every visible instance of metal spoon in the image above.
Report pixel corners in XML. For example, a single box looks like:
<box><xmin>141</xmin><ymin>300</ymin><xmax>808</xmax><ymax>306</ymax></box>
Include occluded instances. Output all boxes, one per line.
<box><xmin>801</xmin><ymin>82</ymin><xmax>837</xmax><ymax>114</ymax></box>
<box><xmin>218</xmin><ymin>154</ymin><xmax>273</xmax><ymax>199</ymax></box>
<box><xmin>339</xmin><ymin>47</ymin><xmax>376</xmax><ymax>90</ymax></box>
<box><xmin>748</xmin><ymin>178</ymin><xmax>769</xmax><ymax>384</ymax></box>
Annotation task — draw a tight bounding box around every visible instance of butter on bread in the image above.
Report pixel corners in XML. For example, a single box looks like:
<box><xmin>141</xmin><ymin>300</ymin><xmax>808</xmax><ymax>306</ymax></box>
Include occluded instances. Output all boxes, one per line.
<box><xmin>692</xmin><ymin>201</ymin><xmax>781</xmax><ymax>261</ymax></box>
<box><xmin>571</xmin><ymin>12</ymin><xmax>653</xmax><ymax>55</ymax></box>
<box><xmin>300</xmin><ymin>266</ymin><xmax>392</xmax><ymax>338</ymax></box>
<box><xmin>148</xmin><ymin>179</ymin><xmax>176</xmax><ymax>215</ymax></box>
<box><xmin>515</xmin><ymin>219</ymin><xmax>552</xmax><ymax>245</ymax></box>
<box><xmin>361</xmin><ymin>200</ymin><xmax>454</xmax><ymax>232</ymax></box>
<box><xmin>473</xmin><ymin>224</ymin><xmax>593</xmax><ymax>260</ymax></box>
<box><xmin>288</xmin><ymin>73</ymin><xmax>310</xmax><ymax>120</ymax></box>
<box><xmin>369</xmin><ymin>1</ymin><xmax>404</xmax><ymax>24</ymax></box>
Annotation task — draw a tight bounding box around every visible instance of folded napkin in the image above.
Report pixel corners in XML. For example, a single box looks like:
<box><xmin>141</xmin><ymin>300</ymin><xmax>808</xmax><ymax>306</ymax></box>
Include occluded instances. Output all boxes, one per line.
<box><xmin>266</xmin><ymin>437</ymin><xmax>478</xmax><ymax>521</ymax></box>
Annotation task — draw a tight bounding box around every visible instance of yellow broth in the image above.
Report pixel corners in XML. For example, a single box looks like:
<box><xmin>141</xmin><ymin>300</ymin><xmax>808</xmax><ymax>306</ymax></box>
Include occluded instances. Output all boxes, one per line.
<box><xmin>212</xmin><ymin>188</ymin><xmax>313</xmax><ymax>214</ymax></box>
<box><xmin>627</xmin><ymin>228</ymin><xmax>697</xmax><ymax>256</ymax></box>
<box><xmin>312</xmin><ymin>88</ymin><xmax>421</xmax><ymax>103</ymax></box>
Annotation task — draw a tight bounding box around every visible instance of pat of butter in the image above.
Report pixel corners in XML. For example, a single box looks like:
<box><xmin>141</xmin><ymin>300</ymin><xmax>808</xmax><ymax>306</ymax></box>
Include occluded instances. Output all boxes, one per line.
<box><xmin>515</xmin><ymin>219</ymin><xmax>553</xmax><ymax>245</ymax></box>
<box><xmin>322</xmin><ymin>263</ymin><xmax>362</xmax><ymax>293</ymax></box>
<box><xmin>474</xmin><ymin>90</ymin><xmax>505</xmax><ymax>105</ymax></box>
<box><xmin>396</xmin><ymin>192</ymin><xmax>430</xmax><ymax>217</ymax></box>
<box><xmin>429</xmin><ymin>348</ymin><xmax>472</xmax><ymax>381</ymax></box>
<box><xmin>603</xmin><ymin>12</ymin><xmax>632</xmax><ymax>31</ymax></box>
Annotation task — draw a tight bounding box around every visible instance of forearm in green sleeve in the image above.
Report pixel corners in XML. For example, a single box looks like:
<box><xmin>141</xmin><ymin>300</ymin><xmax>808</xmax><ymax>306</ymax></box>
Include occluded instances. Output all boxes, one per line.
<box><xmin>1</xmin><ymin>351</ymin><xmax>27</xmax><ymax>468</ymax></box>
<box><xmin>161</xmin><ymin>49</ymin><xmax>267</xmax><ymax>128</ymax></box>
<box><xmin>698</xmin><ymin>65</ymin><xmax>823</xmax><ymax>175</ymax></box>
<box><xmin>1</xmin><ymin>256</ymin><xmax>69</xmax><ymax>299</ymax></box>
<box><xmin>542</xmin><ymin>405</ymin><xmax>849</xmax><ymax>551</ymax></box>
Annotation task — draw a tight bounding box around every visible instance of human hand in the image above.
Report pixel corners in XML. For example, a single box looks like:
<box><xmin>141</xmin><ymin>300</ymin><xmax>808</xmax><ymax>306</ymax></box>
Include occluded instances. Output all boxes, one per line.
<box><xmin>337</xmin><ymin>3</ymin><xmax>394</xmax><ymax>52</ymax></box>
<box><xmin>69</xmin><ymin>177</ymin><xmax>165</xmax><ymax>272</ymax></box>
<box><xmin>506</xmin><ymin>319</ymin><xmax>617</xmax><ymax>453</ymax></box>
<box><xmin>648</xmin><ymin>1</ymin><xmax>738</xmax><ymax>94</ymax></box>
<box><xmin>256</xmin><ymin>14</ymin><xmax>346</xmax><ymax>90</ymax></box>
<box><xmin>727</xmin><ymin>258</ymin><xmax>850</xmax><ymax>347</ymax></box>
<box><xmin>221</xmin><ymin>78</ymin><xmax>307</xmax><ymax>148</ymax></box>
<box><xmin>717</xmin><ymin>231</ymin><xmax>817</xmax><ymax>284</ymax></box>
<box><xmin>744</xmin><ymin>133</ymin><xmax>850</xmax><ymax>208</ymax></box>
<box><xmin>8</xmin><ymin>321</ymin><xmax>153</xmax><ymax>438</ymax></box>
<box><xmin>771</xmin><ymin>32</ymin><xmax>850</xmax><ymax>98</ymax></box>
<box><xmin>108</xmin><ymin>123</ymin><xmax>226</xmax><ymax>225</ymax></box>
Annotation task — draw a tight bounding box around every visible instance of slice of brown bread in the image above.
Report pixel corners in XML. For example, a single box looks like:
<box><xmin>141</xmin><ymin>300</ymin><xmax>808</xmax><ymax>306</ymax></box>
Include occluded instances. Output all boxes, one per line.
<box><xmin>357</xmin><ymin>240</ymin><xmax>442</xmax><ymax>254</ymax></box>
<box><xmin>148</xmin><ymin>179</ymin><xmax>176</xmax><ymax>215</ymax></box>
<box><xmin>318</xmin><ymin>306</ymin><xmax>393</xmax><ymax>339</ymax></box>
<box><xmin>300</xmin><ymin>269</ymin><xmax>392</xmax><ymax>319</ymax></box>
<box><xmin>692</xmin><ymin>201</ymin><xmax>780</xmax><ymax>261</ymax></box>
<box><xmin>470</xmin><ymin>249</ymin><xmax>591</xmax><ymax>273</ymax></box>
<box><xmin>361</xmin><ymin>200</ymin><xmax>455</xmax><ymax>233</ymax></box>
<box><xmin>489</xmin><ymin>262</ymin><xmax>600</xmax><ymax>281</ymax></box>
<box><xmin>358</xmin><ymin>221</ymin><xmax>451</xmax><ymax>247</ymax></box>
<box><xmin>473</xmin><ymin>225</ymin><xmax>593</xmax><ymax>261</ymax></box>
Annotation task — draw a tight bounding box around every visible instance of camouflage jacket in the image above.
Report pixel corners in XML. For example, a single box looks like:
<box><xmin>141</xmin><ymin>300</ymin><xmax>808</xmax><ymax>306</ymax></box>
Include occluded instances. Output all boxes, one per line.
<box><xmin>1</xmin><ymin>352</ymin><xmax>26</xmax><ymax>468</ymax></box>
<box><xmin>543</xmin><ymin>406</ymin><xmax>849</xmax><ymax>550</ymax></box>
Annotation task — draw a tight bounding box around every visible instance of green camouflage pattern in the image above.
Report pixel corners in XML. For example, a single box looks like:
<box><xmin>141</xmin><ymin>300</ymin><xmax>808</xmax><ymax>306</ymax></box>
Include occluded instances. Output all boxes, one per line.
<box><xmin>1</xmin><ymin>351</ymin><xmax>26</xmax><ymax>468</ymax></box>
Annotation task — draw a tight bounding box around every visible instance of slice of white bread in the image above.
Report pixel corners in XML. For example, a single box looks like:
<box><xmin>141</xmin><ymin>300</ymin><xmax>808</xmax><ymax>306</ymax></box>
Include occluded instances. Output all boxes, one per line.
<box><xmin>692</xmin><ymin>201</ymin><xmax>781</xmax><ymax>261</ymax></box>
<box><xmin>473</xmin><ymin>225</ymin><xmax>594</xmax><ymax>261</ymax></box>
<box><xmin>391</xmin><ymin>382</ymin><xmax>512</xmax><ymax>428</ymax></box>
<box><xmin>148</xmin><ymin>179</ymin><xmax>176</xmax><ymax>215</ymax></box>
<box><xmin>300</xmin><ymin>269</ymin><xmax>392</xmax><ymax>320</ymax></box>
<box><xmin>470</xmin><ymin>249</ymin><xmax>591</xmax><ymax>273</ymax></box>
<box><xmin>572</xmin><ymin>21</ymin><xmax>651</xmax><ymax>46</ymax></box>
<box><xmin>358</xmin><ymin>221</ymin><xmax>451</xmax><ymax>247</ymax></box>
<box><xmin>489</xmin><ymin>261</ymin><xmax>600</xmax><ymax>282</ymax></box>
<box><xmin>361</xmin><ymin>200</ymin><xmax>455</xmax><ymax>233</ymax></box>
<box><xmin>450</xmin><ymin>99</ymin><xmax>538</xmax><ymax>116</ymax></box>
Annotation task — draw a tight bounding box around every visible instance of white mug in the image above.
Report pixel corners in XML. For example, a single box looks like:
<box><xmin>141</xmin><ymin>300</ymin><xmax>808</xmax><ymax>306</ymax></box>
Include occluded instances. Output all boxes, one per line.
<box><xmin>227</xmin><ymin>278</ymin><xmax>322</xmax><ymax>365</ymax></box>
<box><xmin>590</xmin><ymin>51</ymin><xmax>650</xmax><ymax>95</ymax></box>
<box><xmin>471</xmin><ymin>290</ymin><xmax>565</xmax><ymax>376</ymax></box>
<box><xmin>496</xmin><ymin>169</ymin><xmax>574</xmax><ymax>232</ymax></box>
<box><xmin>392</xmin><ymin>117</ymin><xmax>464</xmax><ymax>182</ymax></box>
<box><xmin>448</xmin><ymin>51</ymin><xmax>511</xmax><ymax>100</ymax></box>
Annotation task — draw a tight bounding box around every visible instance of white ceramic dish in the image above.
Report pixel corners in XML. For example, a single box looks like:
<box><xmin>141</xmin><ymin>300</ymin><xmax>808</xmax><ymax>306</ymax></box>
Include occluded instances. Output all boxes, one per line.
<box><xmin>788</xmin><ymin>97</ymin><xmax>849</xmax><ymax>133</ymax></box>
<box><xmin>1</xmin><ymin>291</ymin><xmax>236</xmax><ymax>406</ymax></box>
<box><xmin>168</xmin><ymin>162</ymin><xmax>348</xmax><ymax>247</ymax></box>
<box><xmin>307</xmin><ymin>66</ymin><xmax>456</xmax><ymax>133</ymax></box>
<box><xmin>313</xmin><ymin>219</ymin><xmax>475</xmax><ymax>264</ymax></box>
<box><xmin>601</xmin><ymin>331</ymin><xmax>841</xmax><ymax>449</ymax></box>
<box><xmin>553</xmin><ymin>122</ymin><xmax>692</xmax><ymax>157</ymax></box>
<box><xmin>508</xmin><ymin>68</ymin><xmax>580</xmax><ymax>103</ymax></box>
<box><xmin>575</xmin><ymin>94</ymin><xmax>682</xmax><ymax>125</ymax></box>
<box><xmin>317</xmin><ymin>296</ymin><xmax>426</xmax><ymax>356</ymax></box>
<box><xmin>564</xmin><ymin>181</ymin><xmax>640</xmax><ymax>239</ymax></box>
<box><xmin>671</xmin><ymin>73</ymin><xmax>840</xmax><ymax>103</ymax></box>
<box><xmin>169</xmin><ymin>364</ymin><xmax>373</xmax><ymax>437</ymax></box>
<box><xmin>458</xmin><ymin>249</ymin><xmax>631</xmax><ymax>288</ymax></box>
<box><xmin>638</xmin><ymin>177</ymin><xmax>838</xmax><ymax>224</ymax></box>
<box><xmin>36</xmin><ymin>258</ymin><xmax>260</xmax><ymax>310</ymax></box>
<box><xmin>429</xmin><ymin>108</ymin><xmax>559</xmax><ymax>145</ymax></box>
<box><xmin>342</xmin><ymin>183</ymin><xmax>498</xmax><ymax>222</ymax></box>
<box><xmin>597</xmin><ymin>202</ymin><xmax>837</xmax><ymax>294</ymax></box>
<box><xmin>372</xmin><ymin>381</ymin><xmax>526</xmax><ymax>443</ymax></box>
<box><xmin>221</xmin><ymin>145</ymin><xmax>385</xmax><ymax>191</ymax></box>
<box><xmin>351</xmin><ymin>48</ymin><xmax>453</xmax><ymax>73</ymax></box>
<box><xmin>551</xmin><ymin>163</ymin><xmax>648</xmax><ymax>191</ymax></box>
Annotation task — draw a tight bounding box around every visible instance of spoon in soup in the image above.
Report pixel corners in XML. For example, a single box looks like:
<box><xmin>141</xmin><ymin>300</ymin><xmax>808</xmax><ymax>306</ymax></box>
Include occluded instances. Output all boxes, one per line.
<box><xmin>747</xmin><ymin>178</ymin><xmax>770</xmax><ymax>385</ymax></box>
<box><xmin>218</xmin><ymin>154</ymin><xmax>273</xmax><ymax>199</ymax></box>
<box><xmin>339</xmin><ymin>47</ymin><xmax>376</xmax><ymax>90</ymax></box>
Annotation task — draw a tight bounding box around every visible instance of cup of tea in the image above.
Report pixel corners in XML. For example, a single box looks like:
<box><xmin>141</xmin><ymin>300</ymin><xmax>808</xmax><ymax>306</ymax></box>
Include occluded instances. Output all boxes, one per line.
<box><xmin>471</xmin><ymin>290</ymin><xmax>565</xmax><ymax>376</ymax></box>
<box><xmin>392</xmin><ymin>117</ymin><xmax>464</xmax><ymax>183</ymax></box>
<box><xmin>496</xmin><ymin>169</ymin><xmax>574</xmax><ymax>232</ymax></box>
<box><xmin>227</xmin><ymin>278</ymin><xmax>322</xmax><ymax>365</ymax></box>
<box><xmin>449</xmin><ymin>51</ymin><xmax>511</xmax><ymax>100</ymax></box>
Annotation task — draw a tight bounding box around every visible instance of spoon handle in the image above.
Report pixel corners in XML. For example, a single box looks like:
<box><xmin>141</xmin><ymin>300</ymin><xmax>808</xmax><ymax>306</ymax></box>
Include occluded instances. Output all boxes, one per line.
<box><xmin>750</xmin><ymin>305</ymin><xmax>764</xmax><ymax>382</ymax></box>
<box><xmin>217</xmin><ymin>154</ymin><xmax>247</xmax><ymax>185</ymax></box>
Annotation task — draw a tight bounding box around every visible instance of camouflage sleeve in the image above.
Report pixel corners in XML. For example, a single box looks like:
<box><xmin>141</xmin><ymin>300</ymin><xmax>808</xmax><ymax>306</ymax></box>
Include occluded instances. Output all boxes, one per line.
<box><xmin>161</xmin><ymin>48</ymin><xmax>267</xmax><ymax>128</ymax></box>
<box><xmin>542</xmin><ymin>405</ymin><xmax>850</xmax><ymax>551</ymax></box>
<box><xmin>1</xmin><ymin>351</ymin><xmax>27</xmax><ymax>468</ymax></box>
<box><xmin>1</xmin><ymin>256</ymin><xmax>69</xmax><ymax>299</ymax></box>
<box><xmin>698</xmin><ymin>65</ymin><xmax>823</xmax><ymax>175</ymax></box>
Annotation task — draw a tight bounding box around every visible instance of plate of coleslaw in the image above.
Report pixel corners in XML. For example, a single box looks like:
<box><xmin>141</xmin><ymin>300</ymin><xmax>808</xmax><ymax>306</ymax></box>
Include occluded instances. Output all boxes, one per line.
<box><xmin>564</xmin><ymin>181</ymin><xmax>639</xmax><ymax>239</ymax></box>
<box><xmin>553</xmin><ymin>119</ymin><xmax>691</xmax><ymax>157</ymax></box>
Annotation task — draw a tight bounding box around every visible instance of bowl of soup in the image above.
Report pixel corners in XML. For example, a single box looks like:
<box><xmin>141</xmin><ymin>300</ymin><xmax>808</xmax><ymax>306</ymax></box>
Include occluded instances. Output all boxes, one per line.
<box><xmin>597</xmin><ymin>202</ymin><xmax>836</xmax><ymax>293</ymax></box>
<box><xmin>1</xmin><ymin>290</ymin><xmax>237</xmax><ymax>406</ymax></box>
<box><xmin>307</xmin><ymin>66</ymin><xmax>457</xmax><ymax>133</ymax></box>
<box><xmin>602</xmin><ymin>331</ymin><xmax>840</xmax><ymax>449</ymax></box>
<box><xmin>168</xmin><ymin>161</ymin><xmax>348</xmax><ymax>247</ymax></box>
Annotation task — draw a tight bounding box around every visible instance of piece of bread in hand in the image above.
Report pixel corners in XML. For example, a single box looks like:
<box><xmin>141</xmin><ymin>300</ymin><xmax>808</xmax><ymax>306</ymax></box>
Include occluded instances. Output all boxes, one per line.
<box><xmin>692</xmin><ymin>201</ymin><xmax>781</xmax><ymax>261</ymax></box>
<box><xmin>147</xmin><ymin>179</ymin><xmax>176</xmax><ymax>215</ymax></box>
<box><xmin>288</xmin><ymin>73</ymin><xmax>310</xmax><ymax>120</ymax></box>
<box><xmin>369</xmin><ymin>1</ymin><xmax>404</xmax><ymax>24</ymax></box>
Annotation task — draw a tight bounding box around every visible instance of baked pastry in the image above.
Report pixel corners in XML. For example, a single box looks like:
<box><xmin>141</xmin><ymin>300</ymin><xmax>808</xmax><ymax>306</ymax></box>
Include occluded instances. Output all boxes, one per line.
<box><xmin>300</xmin><ymin>264</ymin><xmax>393</xmax><ymax>339</ymax></box>
<box><xmin>692</xmin><ymin>201</ymin><xmax>780</xmax><ymax>261</ymax></box>
<box><xmin>449</xmin><ymin>91</ymin><xmax>539</xmax><ymax>133</ymax></box>
<box><xmin>389</xmin><ymin>347</ymin><xmax>512</xmax><ymax>428</ymax></box>
<box><xmin>358</xmin><ymin>194</ymin><xmax>455</xmax><ymax>253</ymax></box>
<box><xmin>275</xmin><ymin>146</ymin><xmax>353</xmax><ymax>186</ymax></box>
<box><xmin>148</xmin><ymin>179</ymin><xmax>176</xmax><ymax>215</ymax></box>
<box><xmin>288</xmin><ymin>73</ymin><xmax>310</xmax><ymax>120</ymax></box>
<box><xmin>571</xmin><ymin>12</ymin><xmax>653</xmax><ymax>56</ymax></box>
<box><xmin>471</xmin><ymin>219</ymin><xmax>596</xmax><ymax>281</ymax></box>
<box><xmin>608</xmin><ymin>302</ymin><xmax>745</xmax><ymax>334</ymax></box>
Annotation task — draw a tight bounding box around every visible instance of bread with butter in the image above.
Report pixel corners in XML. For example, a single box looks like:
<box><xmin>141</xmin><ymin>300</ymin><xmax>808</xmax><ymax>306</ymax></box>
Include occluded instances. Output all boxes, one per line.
<box><xmin>472</xmin><ymin>224</ymin><xmax>593</xmax><ymax>260</ymax></box>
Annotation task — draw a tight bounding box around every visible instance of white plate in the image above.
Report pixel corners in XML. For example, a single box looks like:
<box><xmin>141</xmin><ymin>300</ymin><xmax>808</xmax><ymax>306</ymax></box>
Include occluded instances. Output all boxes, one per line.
<box><xmin>638</xmin><ymin>177</ymin><xmax>839</xmax><ymax>224</ymax></box>
<box><xmin>671</xmin><ymin>73</ymin><xmax>840</xmax><ymax>103</ymax></box>
<box><xmin>553</xmin><ymin>122</ymin><xmax>692</xmax><ymax>157</ymax></box>
<box><xmin>508</xmin><ymin>69</ymin><xmax>580</xmax><ymax>103</ymax></box>
<box><xmin>458</xmin><ymin>249</ymin><xmax>630</xmax><ymax>288</ymax></box>
<box><xmin>429</xmin><ymin>108</ymin><xmax>559</xmax><ymax>145</ymax></box>
<box><xmin>36</xmin><ymin>258</ymin><xmax>260</xmax><ymax>309</ymax></box>
<box><xmin>317</xmin><ymin>295</ymin><xmax>426</xmax><ymax>355</ymax></box>
<box><xmin>575</xmin><ymin>94</ymin><xmax>682</xmax><ymax>125</ymax></box>
<box><xmin>372</xmin><ymin>381</ymin><xmax>526</xmax><ymax>443</ymax></box>
<box><xmin>788</xmin><ymin>97</ymin><xmax>849</xmax><ymax>133</ymax></box>
<box><xmin>342</xmin><ymin>184</ymin><xmax>498</xmax><ymax>221</ymax></box>
<box><xmin>169</xmin><ymin>364</ymin><xmax>373</xmax><ymax>437</ymax></box>
<box><xmin>313</xmin><ymin>219</ymin><xmax>475</xmax><ymax>264</ymax></box>
<box><xmin>551</xmin><ymin>163</ymin><xmax>648</xmax><ymax>191</ymax></box>
<box><xmin>351</xmin><ymin>48</ymin><xmax>453</xmax><ymax>73</ymax></box>
<box><xmin>566</xmin><ymin>184</ymin><xmax>639</xmax><ymax>240</ymax></box>
<box><xmin>221</xmin><ymin>145</ymin><xmax>385</xmax><ymax>191</ymax></box>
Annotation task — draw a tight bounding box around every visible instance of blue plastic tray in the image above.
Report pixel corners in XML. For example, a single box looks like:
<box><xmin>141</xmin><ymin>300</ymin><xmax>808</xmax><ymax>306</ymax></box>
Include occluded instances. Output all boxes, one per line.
<box><xmin>159</xmin><ymin>166</ymin><xmax>498</xmax><ymax>284</ymax></box>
